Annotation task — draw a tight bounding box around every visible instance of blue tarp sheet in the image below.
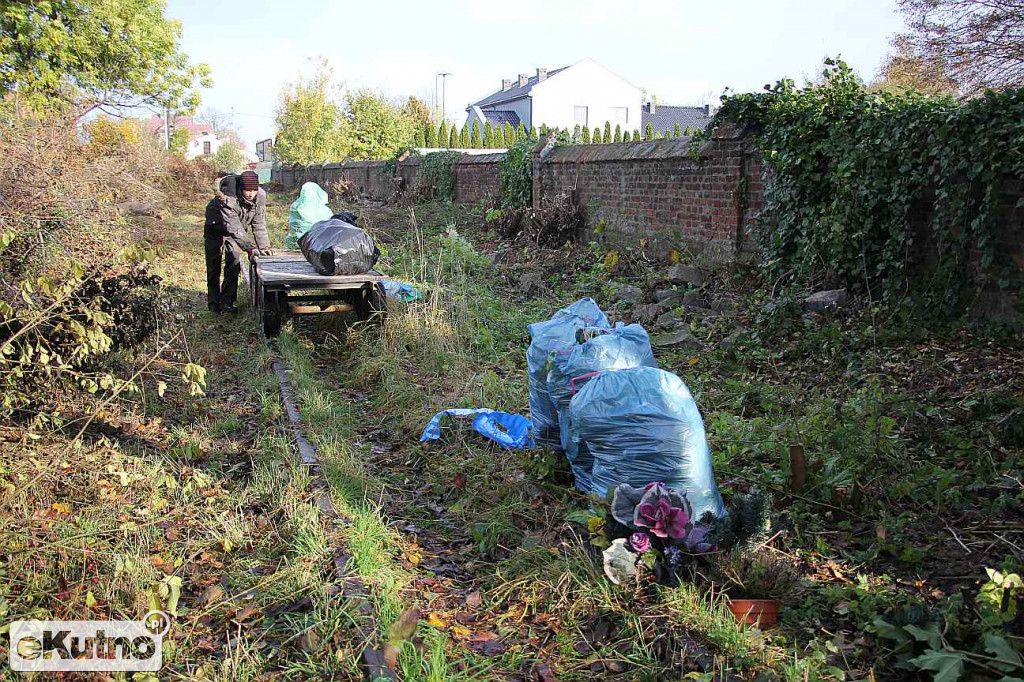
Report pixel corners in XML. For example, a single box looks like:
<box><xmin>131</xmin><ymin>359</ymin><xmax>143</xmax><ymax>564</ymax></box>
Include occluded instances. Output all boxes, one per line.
<box><xmin>420</xmin><ymin>408</ymin><xmax>533</xmax><ymax>449</ymax></box>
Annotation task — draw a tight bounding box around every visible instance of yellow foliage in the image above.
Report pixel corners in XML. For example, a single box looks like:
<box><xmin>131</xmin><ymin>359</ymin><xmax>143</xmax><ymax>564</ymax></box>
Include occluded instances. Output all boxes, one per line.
<box><xmin>84</xmin><ymin>115</ymin><xmax>144</xmax><ymax>157</ymax></box>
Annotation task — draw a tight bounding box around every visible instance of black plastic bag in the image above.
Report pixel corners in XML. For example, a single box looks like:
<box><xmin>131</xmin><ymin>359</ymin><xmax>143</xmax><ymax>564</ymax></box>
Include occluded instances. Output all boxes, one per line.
<box><xmin>298</xmin><ymin>219</ymin><xmax>379</xmax><ymax>276</ymax></box>
<box><xmin>332</xmin><ymin>210</ymin><xmax>359</xmax><ymax>224</ymax></box>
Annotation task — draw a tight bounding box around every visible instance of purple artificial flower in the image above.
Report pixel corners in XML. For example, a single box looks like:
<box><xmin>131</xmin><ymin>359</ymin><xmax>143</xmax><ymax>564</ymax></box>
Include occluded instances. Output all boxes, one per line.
<box><xmin>635</xmin><ymin>496</ymin><xmax>690</xmax><ymax>540</ymax></box>
<box><xmin>629</xmin><ymin>532</ymin><xmax>651</xmax><ymax>554</ymax></box>
<box><xmin>664</xmin><ymin>546</ymin><xmax>682</xmax><ymax>567</ymax></box>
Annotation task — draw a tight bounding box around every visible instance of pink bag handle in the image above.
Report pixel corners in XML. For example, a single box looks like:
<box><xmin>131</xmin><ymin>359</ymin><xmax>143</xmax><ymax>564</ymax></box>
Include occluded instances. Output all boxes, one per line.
<box><xmin>570</xmin><ymin>371</ymin><xmax>602</xmax><ymax>395</ymax></box>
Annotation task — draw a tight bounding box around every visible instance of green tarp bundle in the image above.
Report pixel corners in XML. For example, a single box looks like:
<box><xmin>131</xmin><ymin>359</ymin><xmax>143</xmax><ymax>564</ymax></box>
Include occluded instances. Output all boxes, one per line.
<box><xmin>286</xmin><ymin>182</ymin><xmax>334</xmax><ymax>250</ymax></box>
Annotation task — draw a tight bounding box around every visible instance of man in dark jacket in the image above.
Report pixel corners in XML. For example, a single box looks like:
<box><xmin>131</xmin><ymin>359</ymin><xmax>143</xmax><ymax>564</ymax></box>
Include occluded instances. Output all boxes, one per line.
<box><xmin>203</xmin><ymin>170</ymin><xmax>272</xmax><ymax>314</ymax></box>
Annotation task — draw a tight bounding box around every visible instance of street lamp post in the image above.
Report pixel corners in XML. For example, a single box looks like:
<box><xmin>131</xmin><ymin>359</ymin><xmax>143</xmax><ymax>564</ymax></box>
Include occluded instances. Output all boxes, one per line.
<box><xmin>437</xmin><ymin>72</ymin><xmax>451</xmax><ymax>123</ymax></box>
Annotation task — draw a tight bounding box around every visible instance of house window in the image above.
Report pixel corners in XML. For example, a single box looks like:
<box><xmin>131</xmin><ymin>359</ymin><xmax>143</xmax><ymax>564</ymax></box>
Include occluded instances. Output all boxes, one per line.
<box><xmin>203</xmin><ymin>141</ymin><xmax>211</xmax><ymax>156</ymax></box>
<box><xmin>611</xmin><ymin>107</ymin><xmax>628</xmax><ymax>124</ymax></box>
<box><xmin>574</xmin><ymin>106</ymin><xmax>588</xmax><ymax>126</ymax></box>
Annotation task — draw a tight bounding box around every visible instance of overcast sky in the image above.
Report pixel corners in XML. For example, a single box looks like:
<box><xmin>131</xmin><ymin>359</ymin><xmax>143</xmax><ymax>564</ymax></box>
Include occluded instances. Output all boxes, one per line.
<box><xmin>165</xmin><ymin>0</ymin><xmax>906</xmax><ymax>147</ymax></box>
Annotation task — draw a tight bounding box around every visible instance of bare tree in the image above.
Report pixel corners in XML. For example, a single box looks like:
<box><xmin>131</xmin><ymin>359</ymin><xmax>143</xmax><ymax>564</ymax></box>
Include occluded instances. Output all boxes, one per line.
<box><xmin>897</xmin><ymin>0</ymin><xmax>1024</xmax><ymax>95</ymax></box>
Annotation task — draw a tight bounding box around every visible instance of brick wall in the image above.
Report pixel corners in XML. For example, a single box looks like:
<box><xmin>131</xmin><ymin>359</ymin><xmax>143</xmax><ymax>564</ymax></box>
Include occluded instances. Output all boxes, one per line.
<box><xmin>269</xmin><ymin>134</ymin><xmax>1019</xmax><ymax>313</ymax></box>
<box><xmin>454</xmin><ymin>153</ymin><xmax>503</xmax><ymax>204</ymax></box>
<box><xmin>536</xmin><ymin>126</ymin><xmax>762</xmax><ymax>264</ymax></box>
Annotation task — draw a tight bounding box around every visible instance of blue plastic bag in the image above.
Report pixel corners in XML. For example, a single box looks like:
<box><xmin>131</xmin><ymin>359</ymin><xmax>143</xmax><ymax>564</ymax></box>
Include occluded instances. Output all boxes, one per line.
<box><xmin>526</xmin><ymin>298</ymin><xmax>609</xmax><ymax>450</ymax></box>
<box><xmin>568</xmin><ymin>366</ymin><xmax>725</xmax><ymax>520</ymax></box>
<box><xmin>545</xmin><ymin>323</ymin><xmax>657</xmax><ymax>491</ymax></box>
<box><xmin>382</xmin><ymin>280</ymin><xmax>423</xmax><ymax>302</ymax></box>
<box><xmin>420</xmin><ymin>408</ymin><xmax>533</xmax><ymax>449</ymax></box>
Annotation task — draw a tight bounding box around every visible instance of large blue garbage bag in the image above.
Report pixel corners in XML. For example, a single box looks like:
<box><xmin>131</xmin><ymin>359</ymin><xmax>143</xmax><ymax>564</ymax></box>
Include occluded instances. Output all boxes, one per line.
<box><xmin>568</xmin><ymin>366</ymin><xmax>725</xmax><ymax>520</ymax></box>
<box><xmin>546</xmin><ymin>323</ymin><xmax>657</xmax><ymax>491</ymax></box>
<box><xmin>526</xmin><ymin>299</ymin><xmax>609</xmax><ymax>450</ymax></box>
<box><xmin>421</xmin><ymin>408</ymin><xmax>533</xmax><ymax>449</ymax></box>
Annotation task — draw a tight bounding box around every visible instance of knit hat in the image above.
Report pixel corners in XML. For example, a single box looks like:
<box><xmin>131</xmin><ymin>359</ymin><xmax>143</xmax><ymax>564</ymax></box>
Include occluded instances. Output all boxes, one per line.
<box><xmin>239</xmin><ymin>170</ymin><xmax>259</xmax><ymax>191</ymax></box>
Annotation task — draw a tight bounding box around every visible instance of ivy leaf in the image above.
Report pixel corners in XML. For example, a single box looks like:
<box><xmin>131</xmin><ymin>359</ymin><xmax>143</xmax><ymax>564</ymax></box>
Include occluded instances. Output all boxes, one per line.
<box><xmin>909</xmin><ymin>649</ymin><xmax>964</xmax><ymax>682</ymax></box>
<box><xmin>984</xmin><ymin>634</ymin><xmax>1023</xmax><ymax>672</ymax></box>
<box><xmin>904</xmin><ymin>622</ymin><xmax>942</xmax><ymax>650</ymax></box>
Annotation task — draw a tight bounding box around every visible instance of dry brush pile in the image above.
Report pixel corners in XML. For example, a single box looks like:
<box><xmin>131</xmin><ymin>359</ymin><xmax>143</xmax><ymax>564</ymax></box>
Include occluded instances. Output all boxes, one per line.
<box><xmin>0</xmin><ymin>101</ymin><xmax>213</xmax><ymax>427</ymax></box>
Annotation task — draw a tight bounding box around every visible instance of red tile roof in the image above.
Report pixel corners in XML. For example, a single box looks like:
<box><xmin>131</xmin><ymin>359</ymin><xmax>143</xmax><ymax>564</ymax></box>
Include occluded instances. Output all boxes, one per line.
<box><xmin>144</xmin><ymin>115</ymin><xmax>214</xmax><ymax>136</ymax></box>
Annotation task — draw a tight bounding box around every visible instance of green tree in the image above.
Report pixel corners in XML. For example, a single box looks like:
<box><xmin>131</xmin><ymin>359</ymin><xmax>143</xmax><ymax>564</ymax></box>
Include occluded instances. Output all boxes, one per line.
<box><xmin>402</xmin><ymin>96</ymin><xmax>432</xmax><ymax>131</ymax></box>
<box><xmin>674</xmin><ymin>124</ymin><xmax>682</xmax><ymax>137</ymax></box>
<box><xmin>494</xmin><ymin>124</ymin><xmax>506</xmax><ymax>147</ymax></box>
<box><xmin>630</xmin><ymin>129</ymin><xmax>639</xmax><ymax>141</ymax></box>
<box><xmin>539</xmin><ymin>124</ymin><xmax>550</xmax><ymax>137</ymax></box>
<box><xmin>414</xmin><ymin>127</ymin><xmax>426</xmax><ymax>147</ymax></box>
<box><xmin>529</xmin><ymin>126</ymin><xmax>538</xmax><ymax>140</ymax></box>
<box><xmin>582</xmin><ymin>126</ymin><xmax>591</xmax><ymax>143</ymax></box>
<box><xmin>517</xmin><ymin>122</ymin><xmax>527</xmax><ymax>141</ymax></box>
<box><xmin>593</xmin><ymin>127</ymin><xmax>602</xmax><ymax>144</ymax></box>
<box><xmin>345</xmin><ymin>88</ymin><xmax>417</xmax><ymax>160</ymax></box>
<box><xmin>439</xmin><ymin>121</ymin><xmax>450</xmax><ymax>148</ymax></box>
<box><xmin>483</xmin><ymin>121</ymin><xmax>495</xmax><ymax>147</ymax></box>
<box><xmin>645</xmin><ymin>123</ymin><xmax>655</xmax><ymax>140</ymax></box>
<box><xmin>664</xmin><ymin>129</ymin><xmax>672</xmax><ymax>138</ymax></box>
<box><xmin>603</xmin><ymin>121</ymin><xmax>612</xmax><ymax>143</ymax></box>
<box><xmin>168</xmin><ymin>127</ymin><xmax>191</xmax><ymax>156</ymax></box>
<box><xmin>613</xmin><ymin>124</ymin><xmax>622</xmax><ymax>142</ymax></box>
<box><xmin>426</xmin><ymin>125</ymin><xmax>437</xmax><ymax>147</ymax></box>
<box><xmin>459</xmin><ymin>123</ymin><xmax>469</xmax><ymax>147</ymax></box>
<box><xmin>208</xmin><ymin>141</ymin><xmax>246</xmax><ymax>174</ymax></box>
<box><xmin>471</xmin><ymin>120</ymin><xmax>482</xmax><ymax>147</ymax></box>
<box><xmin>503</xmin><ymin>122</ymin><xmax>515</xmax><ymax>145</ymax></box>
<box><xmin>0</xmin><ymin>0</ymin><xmax>211</xmax><ymax>110</ymax></box>
<box><xmin>274</xmin><ymin>62</ymin><xmax>349</xmax><ymax>165</ymax></box>
<box><xmin>448</xmin><ymin>126</ymin><xmax>458</xmax><ymax>148</ymax></box>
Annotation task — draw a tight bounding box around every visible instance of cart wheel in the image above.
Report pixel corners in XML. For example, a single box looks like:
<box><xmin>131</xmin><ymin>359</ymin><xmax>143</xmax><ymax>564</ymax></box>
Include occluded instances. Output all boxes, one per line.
<box><xmin>355</xmin><ymin>283</ymin><xmax>387</xmax><ymax>322</ymax></box>
<box><xmin>262</xmin><ymin>290</ymin><xmax>284</xmax><ymax>337</ymax></box>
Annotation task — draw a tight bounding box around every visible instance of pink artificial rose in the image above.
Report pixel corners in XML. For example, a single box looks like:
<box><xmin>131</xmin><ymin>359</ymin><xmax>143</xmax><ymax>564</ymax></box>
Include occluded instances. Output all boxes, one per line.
<box><xmin>629</xmin><ymin>532</ymin><xmax>651</xmax><ymax>553</ymax></box>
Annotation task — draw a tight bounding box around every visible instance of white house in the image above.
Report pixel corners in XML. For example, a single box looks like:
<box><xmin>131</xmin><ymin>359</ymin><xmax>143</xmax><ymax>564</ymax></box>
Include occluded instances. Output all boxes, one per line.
<box><xmin>466</xmin><ymin>58</ymin><xmax>641</xmax><ymax>133</ymax></box>
<box><xmin>144</xmin><ymin>115</ymin><xmax>226</xmax><ymax>160</ymax></box>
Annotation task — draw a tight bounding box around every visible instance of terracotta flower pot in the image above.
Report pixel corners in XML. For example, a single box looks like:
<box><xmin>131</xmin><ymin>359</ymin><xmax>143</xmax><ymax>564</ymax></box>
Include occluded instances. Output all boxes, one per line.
<box><xmin>727</xmin><ymin>598</ymin><xmax>779</xmax><ymax>626</ymax></box>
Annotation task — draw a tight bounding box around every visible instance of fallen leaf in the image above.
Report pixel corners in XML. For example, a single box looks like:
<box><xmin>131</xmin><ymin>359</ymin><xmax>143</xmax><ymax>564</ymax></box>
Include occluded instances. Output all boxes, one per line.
<box><xmin>297</xmin><ymin>629</ymin><xmax>318</xmax><ymax>653</ymax></box>
<box><xmin>382</xmin><ymin>642</ymin><xmax>400</xmax><ymax>671</ymax></box>
<box><xmin>235</xmin><ymin>604</ymin><xmax>260</xmax><ymax>622</ymax></box>
<box><xmin>427</xmin><ymin>612</ymin><xmax>448</xmax><ymax>628</ymax></box>
<box><xmin>388</xmin><ymin>607</ymin><xmax>420</xmax><ymax>643</ymax></box>
<box><xmin>453</xmin><ymin>473</ymin><xmax>467</xmax><ymax>489</ymax></box>
<box><xmin>465</xmin><ymin>591</ymin><xmax>482</xmax><ymax>607</ymax></box>
<box><xmin>197</xmin><ymin>584</ymin><xmax>225</xmax><ymax>606</ymax></box>
<box><xmin>452</xmin><ymin>625</ymin><xmax>472</xmax><ymax>638</ymax></box>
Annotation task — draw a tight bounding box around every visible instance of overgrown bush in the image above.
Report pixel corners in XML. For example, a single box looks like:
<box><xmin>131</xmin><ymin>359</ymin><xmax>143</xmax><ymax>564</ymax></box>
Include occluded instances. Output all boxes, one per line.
<box><xmin>498</xmin><ymin>137</ymin><xmax>534</xmax><ymax>209</ymax></box>
<box><xmin>717</xmin><ymin>58</ymin><xmax>1024</xmax><ymax>308</ymax></box>
<box><xmin>0</xmin><ymin>101</ymin><xmax>197</xmax><ymax>424</ymax></box>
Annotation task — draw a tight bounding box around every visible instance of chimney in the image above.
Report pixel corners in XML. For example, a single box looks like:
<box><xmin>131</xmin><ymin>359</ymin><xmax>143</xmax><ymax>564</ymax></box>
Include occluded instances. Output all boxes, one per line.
<box><xmin>537</xmin><ymin>67</ymin><xmax>548</xmax><ymax>82</ymax></box>
<box><xmin>518</xmin><ymin>73</ymin><xmax>529</xmax><ymax>87</ymax></box>
<box><xmin>704</xmin><ymin>104</ymin><xmax>710</xmax><ymax>116</ymax></box>
<box><xmin>502</xmin><ymin>79</ymin><xmax>512</xmax><ymax>91</ymax></box>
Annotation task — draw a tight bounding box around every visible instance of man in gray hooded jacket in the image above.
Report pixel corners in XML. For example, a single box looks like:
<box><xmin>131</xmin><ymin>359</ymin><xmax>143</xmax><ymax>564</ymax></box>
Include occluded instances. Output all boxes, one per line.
<box><xmin>203</xmin><ymin>170</ymin><xmax>272</xmax><ymax>314</ymax></box>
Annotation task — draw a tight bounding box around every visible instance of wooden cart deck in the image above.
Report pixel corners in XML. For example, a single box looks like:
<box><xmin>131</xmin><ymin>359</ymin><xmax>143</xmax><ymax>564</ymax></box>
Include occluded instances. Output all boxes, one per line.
<box><xmin>249</xmin><ymin>251</ymin><xmax>386</xmax><ymax>336</ymax></box>
<box><xmin>253</xmin><ymin>251</ymin><xmax>385</xmax><ymax>290</ymax></box>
